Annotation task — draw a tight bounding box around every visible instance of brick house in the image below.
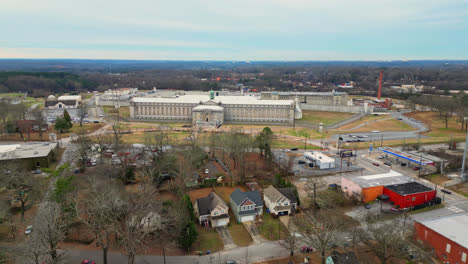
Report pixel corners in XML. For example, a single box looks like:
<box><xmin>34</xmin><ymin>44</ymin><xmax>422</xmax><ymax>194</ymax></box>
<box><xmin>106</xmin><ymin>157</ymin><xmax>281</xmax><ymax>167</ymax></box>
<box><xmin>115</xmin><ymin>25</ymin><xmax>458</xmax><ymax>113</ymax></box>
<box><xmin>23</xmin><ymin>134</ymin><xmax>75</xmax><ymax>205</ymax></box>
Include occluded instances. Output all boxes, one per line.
<box><xmin>414</xmin><ymin>214</ymin><xmax>468</xmax><ymax>264</ymax></box>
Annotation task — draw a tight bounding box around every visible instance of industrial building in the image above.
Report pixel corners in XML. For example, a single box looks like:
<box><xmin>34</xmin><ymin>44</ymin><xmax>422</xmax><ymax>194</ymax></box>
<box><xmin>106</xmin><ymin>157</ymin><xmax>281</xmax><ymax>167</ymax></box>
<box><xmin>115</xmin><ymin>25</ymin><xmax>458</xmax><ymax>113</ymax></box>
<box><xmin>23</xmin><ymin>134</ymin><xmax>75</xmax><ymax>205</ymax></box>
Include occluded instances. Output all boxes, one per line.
<box><xmin>303</xmin><ymin>151</ymin><xmax>336</xmax><ymax>169</ymax></box>
<box><xmin>130</xmin><ymin>91</ymin><xmax>299</xmax><ymax>126</ymax></box>
<box><xmin>0</xmin><ymin>142</ymin><xmax>59</xmax><ymax>170</ymax></box>
<box><xmin>341</xmin><ymin>171</ymin><xmax>411</xmax><ymax>202</ymax></box>
<box><xmin>45</xmin><ymin>95</ymin><xmax>82</xmax><ymax>109</ymax></box>
<box><xmin>261</xmin><ymin>91</ymin><xmax>349</xmax><ymax>106</ymax></box>
<box><xmin>383</xmin><ymin>182</ymin><xmax>436</xmax><ymax>209</ymax></box>
<box><xmin>414</xmin><ymin>214</ymin><xmax>468</xmax><ymax>264</ymax></box>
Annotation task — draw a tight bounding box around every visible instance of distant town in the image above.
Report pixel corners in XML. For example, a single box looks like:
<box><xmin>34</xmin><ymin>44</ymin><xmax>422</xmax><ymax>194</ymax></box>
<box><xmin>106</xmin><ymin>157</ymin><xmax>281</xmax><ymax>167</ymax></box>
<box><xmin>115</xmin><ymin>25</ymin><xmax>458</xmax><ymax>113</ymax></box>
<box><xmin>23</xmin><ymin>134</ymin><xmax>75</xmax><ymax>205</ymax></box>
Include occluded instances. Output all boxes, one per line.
<box><xmin>1</xmin><ymin>61</ymin><xmax>468</xmax><ymax>264</ymax></box>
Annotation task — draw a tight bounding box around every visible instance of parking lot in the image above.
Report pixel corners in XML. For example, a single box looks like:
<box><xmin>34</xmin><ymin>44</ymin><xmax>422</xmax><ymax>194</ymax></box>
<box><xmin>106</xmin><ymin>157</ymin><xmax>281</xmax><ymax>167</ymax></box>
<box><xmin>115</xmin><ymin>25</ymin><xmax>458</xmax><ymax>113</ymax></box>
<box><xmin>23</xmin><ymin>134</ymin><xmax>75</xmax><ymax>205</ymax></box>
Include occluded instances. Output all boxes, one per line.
<box><xmin>44</xmin><ymin>108</ymin><xmax>101</xmax><ymax>124</ymax></box>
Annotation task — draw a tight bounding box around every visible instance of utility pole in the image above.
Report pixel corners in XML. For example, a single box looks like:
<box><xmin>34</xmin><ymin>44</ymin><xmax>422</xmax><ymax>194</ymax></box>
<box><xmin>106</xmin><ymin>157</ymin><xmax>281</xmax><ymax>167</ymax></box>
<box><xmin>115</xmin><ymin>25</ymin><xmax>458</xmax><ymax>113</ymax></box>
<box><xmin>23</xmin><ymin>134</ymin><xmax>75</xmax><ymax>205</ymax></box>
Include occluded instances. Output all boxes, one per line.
<box><xmin>418</xmin><ymin>152</ymin><xmax>423</xmax><ymax>178</ymax></box>
<box><xmin>380</xmin><ymin>134</ymin><xmax>383</xmax><ymax>147</ymax></box>
<box><xmin>461</xmin><ymin>117</ymin><xmax>468</xmax><ymax>180</ymax></box>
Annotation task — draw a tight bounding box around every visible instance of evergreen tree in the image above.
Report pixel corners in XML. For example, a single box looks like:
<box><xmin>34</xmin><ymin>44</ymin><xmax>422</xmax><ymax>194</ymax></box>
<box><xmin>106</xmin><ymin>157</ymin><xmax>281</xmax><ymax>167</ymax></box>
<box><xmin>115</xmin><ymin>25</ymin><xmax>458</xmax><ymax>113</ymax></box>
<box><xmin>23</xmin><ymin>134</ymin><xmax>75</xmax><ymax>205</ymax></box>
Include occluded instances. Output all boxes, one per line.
<box><xmin>63</xmin><ymin>109</ymin><xmax>72</xmax><ymax>127</ymax></box>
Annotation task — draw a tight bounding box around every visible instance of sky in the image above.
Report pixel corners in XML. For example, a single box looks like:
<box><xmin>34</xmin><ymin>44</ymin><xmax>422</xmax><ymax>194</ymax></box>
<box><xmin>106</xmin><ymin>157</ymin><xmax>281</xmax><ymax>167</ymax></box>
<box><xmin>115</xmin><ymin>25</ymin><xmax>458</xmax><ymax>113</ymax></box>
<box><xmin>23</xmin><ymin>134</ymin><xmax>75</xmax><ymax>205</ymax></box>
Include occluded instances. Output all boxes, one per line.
<box><xmin>0</xmin><ymin>0</ymin><xmax>467</xmax><ymax>61</ymax></box>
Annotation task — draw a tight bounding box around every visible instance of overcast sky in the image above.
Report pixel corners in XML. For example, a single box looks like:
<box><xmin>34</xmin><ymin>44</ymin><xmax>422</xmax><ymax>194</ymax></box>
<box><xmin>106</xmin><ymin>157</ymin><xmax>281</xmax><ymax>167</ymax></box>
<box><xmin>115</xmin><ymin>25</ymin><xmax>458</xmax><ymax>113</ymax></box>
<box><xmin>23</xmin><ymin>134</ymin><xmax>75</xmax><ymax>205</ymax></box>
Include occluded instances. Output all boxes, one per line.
<box><xmin>0</xmin><ymin>0</ymin><xmax>467</xmax><ymax>60</ymax></box>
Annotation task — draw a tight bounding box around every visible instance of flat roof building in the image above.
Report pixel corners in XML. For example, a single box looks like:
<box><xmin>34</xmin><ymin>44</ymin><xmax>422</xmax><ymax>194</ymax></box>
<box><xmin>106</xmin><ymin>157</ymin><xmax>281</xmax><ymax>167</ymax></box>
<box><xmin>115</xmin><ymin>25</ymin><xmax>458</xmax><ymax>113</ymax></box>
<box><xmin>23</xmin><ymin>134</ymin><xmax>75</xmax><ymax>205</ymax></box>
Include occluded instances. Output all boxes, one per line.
<box><xmin>383</xmin><ymin>182</ymin><xmax>436</xmax><ymax>209</ymax></box>
<box><xmin>0</xmin><ymin>142</ymin><xmax>58</xmax><ymax>170</ymax></box>
<box><xmin>304</xmin><ymin>151</ymin><xmax>336</xmax><ymax>170</ymax></box>
<box><xmin>415</xmin><ymin>214</ymin><xmax>468</xmax><ymax>264</ymax></box>
<box><xmin>341</xmin><ymin>171</ymin><xmax>412</xmax><ymax>202</ymax></box>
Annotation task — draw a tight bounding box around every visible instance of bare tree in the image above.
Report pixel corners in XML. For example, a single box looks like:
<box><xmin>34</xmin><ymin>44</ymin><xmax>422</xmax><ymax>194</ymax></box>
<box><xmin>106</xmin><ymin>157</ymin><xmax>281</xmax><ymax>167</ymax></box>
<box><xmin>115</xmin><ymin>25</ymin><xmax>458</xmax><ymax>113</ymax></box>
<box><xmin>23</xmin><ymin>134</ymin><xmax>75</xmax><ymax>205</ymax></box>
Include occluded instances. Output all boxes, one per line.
<box><xmin>296</xmin><ymin>211</ymin><xmax>342</xmax><ymax>264</ymax></box>
<box><xmin>279</xmin><ymin>216</ymin><xmax>300</xmax><ymax>258</ymax></box>
<box><xmin>78</xmin><ymin>173</ymin><xmax>124</xmax><ymax>264</ymax></box>
<box><xmin>73</xmin><ymin>132</ymin><xmax>93</xmax><ymax>171</ymax></box>
<box><xmin>77</xmin><ymin>103</ymin><xmax>89</xmax><ymax>127</ymax></box>
<box><xmin>32</xmin><ymin>108</ymin><xmax>47</xmax><ymax>140</ymax></box>
<box><xmin>34</xmin><ymin>203</ymin><xmax>69</xmax><ymax>264</ymax></box>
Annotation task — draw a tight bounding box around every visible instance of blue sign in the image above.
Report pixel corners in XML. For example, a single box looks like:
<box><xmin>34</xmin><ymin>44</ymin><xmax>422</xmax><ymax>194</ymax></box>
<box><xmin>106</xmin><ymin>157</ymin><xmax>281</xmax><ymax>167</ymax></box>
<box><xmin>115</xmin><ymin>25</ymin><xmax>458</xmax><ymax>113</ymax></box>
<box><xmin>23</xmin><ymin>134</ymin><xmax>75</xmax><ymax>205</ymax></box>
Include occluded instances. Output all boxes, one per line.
<box><xmin>370</xmin><ymin>143</ymin><xmax>373</xmax><ymax>151</ymax></box>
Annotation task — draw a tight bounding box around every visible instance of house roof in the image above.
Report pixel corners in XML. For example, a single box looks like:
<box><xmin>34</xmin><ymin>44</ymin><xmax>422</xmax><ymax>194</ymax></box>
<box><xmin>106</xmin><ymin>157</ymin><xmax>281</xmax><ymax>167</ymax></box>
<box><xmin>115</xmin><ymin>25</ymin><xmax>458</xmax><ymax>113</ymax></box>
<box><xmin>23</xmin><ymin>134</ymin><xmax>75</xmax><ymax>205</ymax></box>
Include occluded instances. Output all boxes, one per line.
<box><xmin>230</xmin><ymin>189</ymin><xmax>263</xmax><ymax>207</ymax></box>
<box><xmin>195</xmin><ymin>192</ymin><xmax>226</xmax><ymax>216</ymax></box>
<box><xmin>278</xmin><ymin>188</ymin><xmax>298</xmax><ymax>204</ymax></box>
<box><xmin>385</xmin><ymin>182</ymin><xmax>433</xmax><ymax>195</ymax></box>
<box><xmin>264</xmin><ymin>185</ymin><xmax>285</xmax><ymax>203</ymax></box>
<box><xmin>44</xmin><ymin>100</ymin><xmax>77</xmax><ymax>107</ymax></box>
<box><xmin>418</xmin><ymin>214</ymin><xmax>468</xmax><ymax>249</ymax></box>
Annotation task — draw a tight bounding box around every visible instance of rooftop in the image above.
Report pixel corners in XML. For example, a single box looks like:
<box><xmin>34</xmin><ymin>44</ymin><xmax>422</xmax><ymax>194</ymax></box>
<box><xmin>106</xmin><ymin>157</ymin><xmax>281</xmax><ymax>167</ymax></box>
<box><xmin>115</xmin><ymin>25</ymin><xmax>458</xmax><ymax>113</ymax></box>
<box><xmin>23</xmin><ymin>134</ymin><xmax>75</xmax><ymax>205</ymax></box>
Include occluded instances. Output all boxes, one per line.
<box><xmin>385</xmin><ymin>181</ymin><xmax>433</xmax><ymax>195</ymax></box>
<box><xmin>192</xmin><ymin>105</ymin><xmax>224</xmax><ymax>111</ymax></box>
<box><xmin>347</xmin><ymin>171</ymin><xmax>412</xmax><ymax>188</ymax></box>
<box><xmin>230</xmin><ymin>189</ymin><xmax>263</xmax><ymax>207</ymax></box>
<box><xmin>0</xmin><ymin>142</ymin><xmax>57</xmax><ymax>161</ymax></box>
<box><xmin>131</xmin><ymin>95</ymin><xmax>294</xmax><ymax>106</ymax></box>
<box><xmin>304</xmin><ymin>151</ymin><xmax>335</xmax><ymax>163</ymax></box>
<box><xmin>57</xmin><ymin>95</ymin><xmax>82</xmax><ymax>101</ymax></box>
<box><xmin>418</xmin><ymin>214</ymin><xmax>468</xmax><ymax>249</ymax></box>
<box><xmin>379</xmin><ymin>147</ymin><xmax>434</xmax><ymax>165</ymax></box>
<box><xmin>263</xmin><ymin>91</ymin><xmax>348</xmax><ymax>96</ymax></box>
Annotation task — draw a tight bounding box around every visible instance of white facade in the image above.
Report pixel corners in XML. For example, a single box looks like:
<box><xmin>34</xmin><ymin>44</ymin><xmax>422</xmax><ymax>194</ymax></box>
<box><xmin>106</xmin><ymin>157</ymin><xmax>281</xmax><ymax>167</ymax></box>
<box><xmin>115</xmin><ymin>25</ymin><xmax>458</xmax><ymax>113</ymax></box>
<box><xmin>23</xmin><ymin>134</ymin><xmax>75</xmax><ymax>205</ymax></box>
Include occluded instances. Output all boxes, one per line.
<box><xmin>130</xmin><ymin>94</ymin><xmax>297</xmax><ymax>125</ymax></box>
<box><xmin>57</xmin><ymin>95</ymin><xmax>82</xmax><ymax>103</ymax></box>
<box><xmin>104</xmin><ymin>88</ymin><xmax>138</xmax><ymax>96</ymax></box>
<box><xmin>304</xmin><ymin>151</ymin><xmax>336</xmax><ymax>169</ymax></box>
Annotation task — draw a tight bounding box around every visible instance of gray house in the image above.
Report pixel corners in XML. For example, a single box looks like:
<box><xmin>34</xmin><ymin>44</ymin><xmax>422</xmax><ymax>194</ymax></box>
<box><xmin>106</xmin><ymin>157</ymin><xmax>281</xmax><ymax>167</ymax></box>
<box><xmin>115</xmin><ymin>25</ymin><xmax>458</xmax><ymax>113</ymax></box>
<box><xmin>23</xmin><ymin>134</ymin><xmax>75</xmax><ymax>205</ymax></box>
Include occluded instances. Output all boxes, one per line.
<box><xmin>230</xmin><ymin>189</ymin><xmax>263</xmax><ymax>223</ymax></box>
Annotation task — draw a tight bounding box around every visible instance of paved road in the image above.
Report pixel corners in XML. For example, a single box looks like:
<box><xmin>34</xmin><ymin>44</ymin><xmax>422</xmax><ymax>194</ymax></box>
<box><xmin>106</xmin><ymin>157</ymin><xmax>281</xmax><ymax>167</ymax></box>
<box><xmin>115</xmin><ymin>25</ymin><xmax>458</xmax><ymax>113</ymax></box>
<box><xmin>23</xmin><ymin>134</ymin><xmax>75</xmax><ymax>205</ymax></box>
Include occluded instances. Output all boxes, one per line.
<box><xmin>64</xmin><ymin>241</ymin><xmax>289</xmax><ymax>264</ymax></box>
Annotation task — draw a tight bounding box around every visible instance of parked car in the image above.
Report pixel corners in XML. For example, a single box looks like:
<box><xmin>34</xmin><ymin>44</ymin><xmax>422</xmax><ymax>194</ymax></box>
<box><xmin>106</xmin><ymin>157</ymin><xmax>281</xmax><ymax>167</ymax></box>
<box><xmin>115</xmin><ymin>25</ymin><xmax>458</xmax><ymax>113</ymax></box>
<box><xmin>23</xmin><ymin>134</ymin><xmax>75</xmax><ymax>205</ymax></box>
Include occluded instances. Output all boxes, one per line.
<box><xmin>226</xmin><ymin>261</ymin><xmax>238</xmax><ymax>264</ymax></box>
<box><xmin>372</xmin><ymin>163</ymin><xmax>380</xmax><ymax>166</ymax></box>
<box><xmin>361</xmin><ymin>135</ymin><xmax>369</xmax><ymax>138</ymax></box>
<box><xmin>441</xmin><ymin>189</ymin><xmax>452</xmax><ymax>194</ymax></box>
<box><xmin>298</xmin><ymin>160</ymin><xmax>306</xmax><ymax>164</ymax></box>
<box><xmin>32</xmin><ymin>169</ymin><xmax>42</xmax><ymax>174</ymax></box>
<box><xmin>93</xmin><ymin>120</ymin><xmax>100</xmax><ymax>123</ymax></box>
<box><xmin>378</xmin><ymin>155</ymin><xmax>384</xmax><ymax>159</ymax></box>
<box><xmin>81</xmin><ymin>261</ymin><xmax>96</xmax><ymax>264</ymax></box>
<box><xmin>204</xmin><ymin>169</ymin><xmax>209</xmax><ymax>174</ymax></box>
<box><xmin>401</xmin><ymin>163</ymin><xmax>407</xmax><ymax>166</ymax></box>
<box><xmin>364</xmin><ymin>204</ymin><xmax>371</xmax><ymax>209</ymax></box>
<box><xmin>383</xmin><ymin>162</ymin><xmax>391</xmax><ymax>166</ymax></box>
<box><xmin>25</xmin><ymin>225</ymin><xmax>33</xmax><ymax>235</ymax></box>
<box><xmin>290</xmin><ymin>148</ymin><xmax>299</xmax><ymax>151</ymax></box>
<box><xmin>390</xmin><ymin>207</ymin><xmax>401</xmax><ymax>212</ymax></box>
<box><xmin>371</xmin><ymin>130</ymin><xmax>380</xmax><ymax>133</ymax></box>
<box><xmin>300</xmin><ymin>246</ymin><xmax>314</xmax><ymax>253</ymax></box>
<box><xmin>99</xmin><ymin>114</ymin><xmax>104</xmax><ymax>118</ymax></box>
<box><xmin>413</xmin><ymin>167</ymin><xmax>420</xmax><ymax>170</ymax></box>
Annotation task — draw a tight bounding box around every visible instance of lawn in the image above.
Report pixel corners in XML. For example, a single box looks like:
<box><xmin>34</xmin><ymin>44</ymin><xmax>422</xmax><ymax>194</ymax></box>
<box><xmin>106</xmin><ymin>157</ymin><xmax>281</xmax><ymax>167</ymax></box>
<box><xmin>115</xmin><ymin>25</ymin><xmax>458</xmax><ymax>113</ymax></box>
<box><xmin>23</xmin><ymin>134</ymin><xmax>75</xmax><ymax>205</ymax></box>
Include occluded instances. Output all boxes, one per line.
<box><xmin>120</xmin><ymin>131</ymin><xmax>189</xmax><ymax>144</ymax></box>
<box><xmin>274</xmin><ymin>127</ymin><xmax>324</xmax><ymax>139</ymax></box>
<box><xmin>257</xmin><ymin>212</ymin><xmax>288</xmax><ymax>241</ymax></box>
<box><xmin>448</xmin><ymin>182</ymin><xmax>468</xmax><ymax>197</ymax></box>
<box><xmin>407</xmin><ymin>111</ymin><xmax>467</xmax><ymax>141</ymax></box>
<box><xmin>227</xmin><ymin>213</ymin><xmax>252</xmax><ymax>247</ymax></box>
<box><xmin>192</xmin><ymin>226</ymin><xmax>224</xmax><ymax>253</ymax></box>
<box><xmin>423</xmin><ymin>174</ymin><xmax>451</xmax><ymax>186</ymax></box>
<box><xmin>103</xmin><ymin>106</ymin><xmax>130</xmax><ymax>117</ymax></box>
<box><xmin>298</xmin><ymin>111</ymin><xmax>354</xmax><ymax>125</ymax></box>
<box><xmin>332</xmin><ymin>115</ymin><xmax>413</xmax><ymax>133</ymax></box>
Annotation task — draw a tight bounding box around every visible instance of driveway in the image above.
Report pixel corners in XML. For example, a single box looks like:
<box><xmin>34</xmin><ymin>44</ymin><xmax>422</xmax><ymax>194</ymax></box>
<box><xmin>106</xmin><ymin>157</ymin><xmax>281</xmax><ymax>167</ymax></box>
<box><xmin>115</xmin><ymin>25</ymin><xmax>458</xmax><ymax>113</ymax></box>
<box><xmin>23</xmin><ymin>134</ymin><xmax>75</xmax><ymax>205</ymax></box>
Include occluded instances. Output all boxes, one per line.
<box><xmin>216</xmin><ymin>226</ymin><xmax>237</xmax><ymax>250</ymax></box>
<box><xmin>242</xmin><ymin>221</ymin><xmax>264</xmax><ymax>244</ymax></box>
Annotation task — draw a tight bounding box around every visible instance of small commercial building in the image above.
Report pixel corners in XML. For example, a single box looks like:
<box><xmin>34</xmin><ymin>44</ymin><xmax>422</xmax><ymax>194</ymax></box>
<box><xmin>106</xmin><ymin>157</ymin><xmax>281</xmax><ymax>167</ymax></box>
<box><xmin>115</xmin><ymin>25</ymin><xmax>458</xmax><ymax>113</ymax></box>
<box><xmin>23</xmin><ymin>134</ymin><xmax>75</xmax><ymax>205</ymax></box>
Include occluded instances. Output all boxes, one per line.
<box><xmin>0</xmin><ymin>142</ymin><xmax>58</xmax><ymax>170</ymax></box>
<box><xmin>341</xmin><ymin>171</ymin><xmax>411</xmax><ymax>202</ymax></box>
<box><xmin>383</xmin><ymin>182</ymin><xmax>436</xmax><ymax>209</ymax></box>
<box><xmin>414</xmin><ymin>214</ymin><xmax>468</xmax><ymax>264</ymax></box>
<box><xmin>304</xmin><ymin>151</ymin><xmax>336</xmax><ymax>169</ymax></box>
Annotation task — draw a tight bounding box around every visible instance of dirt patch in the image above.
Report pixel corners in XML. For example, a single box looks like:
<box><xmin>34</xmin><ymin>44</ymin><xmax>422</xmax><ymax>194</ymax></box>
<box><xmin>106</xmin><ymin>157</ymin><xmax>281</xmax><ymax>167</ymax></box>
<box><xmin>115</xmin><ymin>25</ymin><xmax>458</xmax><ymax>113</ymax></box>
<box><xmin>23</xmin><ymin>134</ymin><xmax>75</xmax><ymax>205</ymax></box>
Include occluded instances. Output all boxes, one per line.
<box><xmin>449</xmin><ymin>182</ymin><xmax>468</xmax><ymax>197</ymax></box>
<box><xmin>188</xmin><ymin>186</ymin><xmax>246</xmax><ymax>203</ymax></box>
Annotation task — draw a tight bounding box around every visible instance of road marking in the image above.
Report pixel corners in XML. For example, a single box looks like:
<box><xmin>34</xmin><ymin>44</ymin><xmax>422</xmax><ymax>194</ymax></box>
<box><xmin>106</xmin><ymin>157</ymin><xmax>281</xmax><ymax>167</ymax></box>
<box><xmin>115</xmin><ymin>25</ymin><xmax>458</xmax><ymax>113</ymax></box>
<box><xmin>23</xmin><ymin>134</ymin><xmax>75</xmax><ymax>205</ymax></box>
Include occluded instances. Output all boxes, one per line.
<box><xmin>448</xmin><ymin>205</ymin><xmax>465</xmax><ymax>213</ymax></box>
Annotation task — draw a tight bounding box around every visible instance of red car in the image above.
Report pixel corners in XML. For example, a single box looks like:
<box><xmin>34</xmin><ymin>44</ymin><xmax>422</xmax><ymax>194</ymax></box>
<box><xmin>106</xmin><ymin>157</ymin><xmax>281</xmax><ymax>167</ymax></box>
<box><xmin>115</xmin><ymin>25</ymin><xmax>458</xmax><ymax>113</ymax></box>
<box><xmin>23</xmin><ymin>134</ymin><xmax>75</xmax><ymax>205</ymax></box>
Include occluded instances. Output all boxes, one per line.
<box><xmin>372</xmin><ymin>163</ymin><xmax>380</xmax><ymax>167</ymax></box>
<box><xmin>300</xmin><ymin>246</ymin><xmax>314</xmax><ymax>253</ymax></box>
<box><xmin>413</xmin><ymin>167</ymin><xmax>420</xmax><ymax>170</ymax></box>
<box><xmin>81</xmin><ymin>261</ymin><xmax>96</xmax><ymax>264</ymax></box>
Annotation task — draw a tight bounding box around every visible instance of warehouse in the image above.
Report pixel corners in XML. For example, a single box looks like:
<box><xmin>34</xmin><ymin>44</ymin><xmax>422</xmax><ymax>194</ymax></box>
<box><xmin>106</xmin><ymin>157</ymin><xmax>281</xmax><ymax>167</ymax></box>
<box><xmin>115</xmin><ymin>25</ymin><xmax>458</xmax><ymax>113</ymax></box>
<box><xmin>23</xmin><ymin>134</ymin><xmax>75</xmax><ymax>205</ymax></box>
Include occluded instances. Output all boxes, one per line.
<box><xmin>383</xmin><ymin>182</ymin><xmax>436</xmax><ymax>209</ymax></box>
<box><xmin>0</xmin><ymin>142</ymin><xmax>58</xmax><ymax>170</ymax></box>
<box><xmin>341</xmin><ymin>171</ymin><xmax>411</xmax><ymax>202</ymax></box>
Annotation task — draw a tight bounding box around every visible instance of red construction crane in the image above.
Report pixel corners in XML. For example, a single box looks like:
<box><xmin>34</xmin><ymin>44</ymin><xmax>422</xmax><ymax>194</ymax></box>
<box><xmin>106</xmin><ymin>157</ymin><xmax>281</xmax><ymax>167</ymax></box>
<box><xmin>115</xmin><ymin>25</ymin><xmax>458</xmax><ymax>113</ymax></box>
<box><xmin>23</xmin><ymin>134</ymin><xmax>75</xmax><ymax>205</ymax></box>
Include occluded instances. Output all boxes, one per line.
<box><xmin>378</xmin><ymin>70</ymin><xmax>383</xmax><ymax>99</ymax></box>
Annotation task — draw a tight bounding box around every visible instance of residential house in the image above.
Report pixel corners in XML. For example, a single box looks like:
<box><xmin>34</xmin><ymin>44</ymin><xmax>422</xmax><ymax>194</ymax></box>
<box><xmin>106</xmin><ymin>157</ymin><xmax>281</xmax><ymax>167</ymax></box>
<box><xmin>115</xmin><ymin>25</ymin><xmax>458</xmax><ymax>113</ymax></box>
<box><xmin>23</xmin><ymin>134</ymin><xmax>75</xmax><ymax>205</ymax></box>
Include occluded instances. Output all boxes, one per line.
<box><xmin>194</xmin><ymin>192</ymin><xmax>229</xmax><ymax>227</ymax></box>
<box><xmin>264</xmin><ymin>185</ymin><xmax>297</xmax><ymax>216</ymax></box>
<box><xmin>230</xmin><ymin>189</ymin><xmax>263</xmax><ymax>222</ymax></box>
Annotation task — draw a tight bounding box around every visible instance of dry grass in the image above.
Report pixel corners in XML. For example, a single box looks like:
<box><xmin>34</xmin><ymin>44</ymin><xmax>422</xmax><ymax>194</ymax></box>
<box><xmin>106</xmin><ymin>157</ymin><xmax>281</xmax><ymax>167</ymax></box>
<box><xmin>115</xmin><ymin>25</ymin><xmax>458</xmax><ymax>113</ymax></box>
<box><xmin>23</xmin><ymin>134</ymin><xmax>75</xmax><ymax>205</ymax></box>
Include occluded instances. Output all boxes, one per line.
<box><xmin>228</xmin><ymin>212</ymin><xmax>253</xmax><ymax>246</ymax></box>
<box><xmin>407</xmin><ymin>111</ymin><xmax>467</xmax><ymax>139</ymax></box>
<box><xmin>299</xmin><ymin>111</ymin><xmax>354</xmax><ymax>125</ymax></box>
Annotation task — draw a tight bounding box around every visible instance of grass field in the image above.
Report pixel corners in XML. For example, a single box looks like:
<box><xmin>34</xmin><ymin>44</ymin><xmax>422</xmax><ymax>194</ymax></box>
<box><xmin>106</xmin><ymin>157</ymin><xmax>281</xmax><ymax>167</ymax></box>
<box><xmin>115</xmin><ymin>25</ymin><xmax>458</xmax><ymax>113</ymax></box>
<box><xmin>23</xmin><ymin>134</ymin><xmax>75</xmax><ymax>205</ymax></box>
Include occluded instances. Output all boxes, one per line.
<box><xmin>103</xmin><ymin>106</ymin><xmax>130</xmax><ymax>117</ymax></box>
<box><xmin>228</xmin><ymin>213</ymin><xmax>252</xmax><ymax>247</ymax></box>
<box><xmin>192</xmin><ymin>226</ymin><xmax>224</xmax><ymax>253</ymax></box>
<box><xmin>258</xmin><ymin>213</ymin><xmax>288</xmax><ymax>241</ymax></box>
<box><xmin>274</xmin><ymin>127</ymin><xmax>324</xmax><ymax>139</ymax></box>
<box><xmin>299</xmin><ymin>111</ymin><xmax>354</xmax><ymax>125</ymax></box>
<box><xmin>423</xmin><ymin>174</ymin><xmax>451</xmax><ymax>186</ymax></box>
<box><xmin>407</xmin><ymin>111</ymin><xmax>467</xmax><ymax>140</ymax></box>
<box><xmin>120</xmin><ymin>130</ymin><xmax>189</xmax><ymax>144</ymax></box>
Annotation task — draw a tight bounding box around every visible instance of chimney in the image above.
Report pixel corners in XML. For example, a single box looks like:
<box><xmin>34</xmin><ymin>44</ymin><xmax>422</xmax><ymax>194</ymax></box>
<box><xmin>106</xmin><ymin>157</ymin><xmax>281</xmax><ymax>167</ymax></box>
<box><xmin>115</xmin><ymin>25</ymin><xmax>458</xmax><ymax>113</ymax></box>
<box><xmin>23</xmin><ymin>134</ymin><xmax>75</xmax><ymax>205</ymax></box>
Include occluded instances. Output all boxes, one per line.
<box><xmin>378</xmin><ymin>70</ymin><xmax>383</xmax><ymax>99</ymax></box>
